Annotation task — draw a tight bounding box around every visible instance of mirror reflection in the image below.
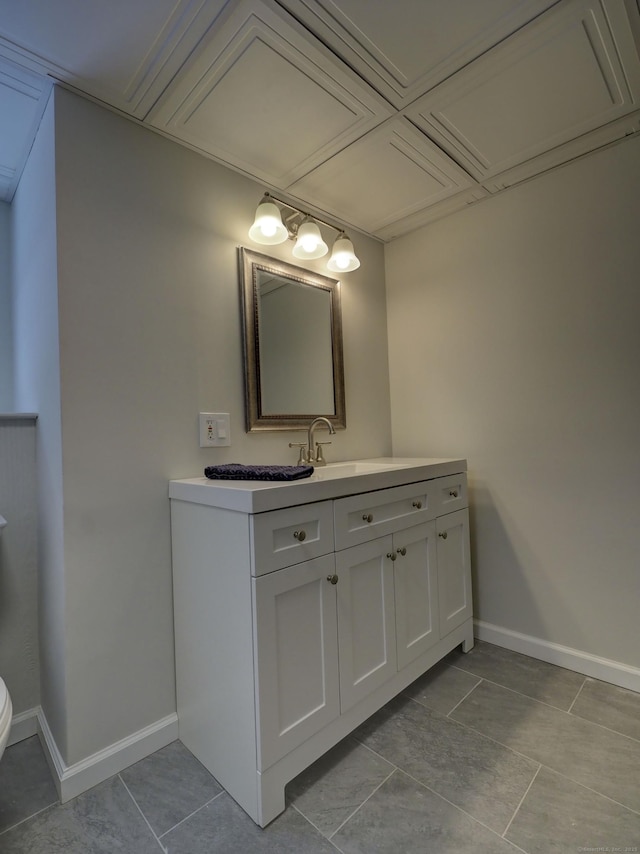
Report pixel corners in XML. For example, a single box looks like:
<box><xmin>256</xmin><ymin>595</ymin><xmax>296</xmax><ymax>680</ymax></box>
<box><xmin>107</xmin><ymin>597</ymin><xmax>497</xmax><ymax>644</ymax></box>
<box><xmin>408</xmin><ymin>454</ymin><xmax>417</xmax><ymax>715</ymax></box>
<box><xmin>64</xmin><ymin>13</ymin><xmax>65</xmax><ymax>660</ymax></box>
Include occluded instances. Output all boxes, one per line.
<box><xmin>239</xmin><ymin>248</ymin><xmax>346</xmax><ymax>432</ymax></box>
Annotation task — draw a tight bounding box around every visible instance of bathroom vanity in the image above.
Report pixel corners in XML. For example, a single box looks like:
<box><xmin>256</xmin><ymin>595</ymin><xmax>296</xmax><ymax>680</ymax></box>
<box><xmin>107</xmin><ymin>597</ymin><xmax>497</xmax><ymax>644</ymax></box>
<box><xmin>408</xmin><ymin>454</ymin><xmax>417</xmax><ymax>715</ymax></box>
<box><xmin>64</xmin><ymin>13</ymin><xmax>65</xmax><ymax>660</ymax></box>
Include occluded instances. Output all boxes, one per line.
<box><xmin>169</xmin><ymin>458</ymin><xmax>473</xmax><ymax>826</ymax></box>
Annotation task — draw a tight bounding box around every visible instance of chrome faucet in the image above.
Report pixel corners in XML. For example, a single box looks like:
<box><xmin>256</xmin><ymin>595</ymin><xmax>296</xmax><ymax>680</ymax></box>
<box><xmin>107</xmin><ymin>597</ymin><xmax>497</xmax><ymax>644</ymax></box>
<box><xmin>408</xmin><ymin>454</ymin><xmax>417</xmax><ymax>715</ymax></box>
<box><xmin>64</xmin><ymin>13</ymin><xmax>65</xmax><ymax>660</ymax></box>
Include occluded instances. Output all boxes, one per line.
<box><xmin>289</xmin><ymin>417</ymin><xmax>336</xmax><ymax>466</ymax></box>
<box><xmin>308</xmin><ymin>417</ymin><xmax>335</xmax><ymax>466</ymax></box>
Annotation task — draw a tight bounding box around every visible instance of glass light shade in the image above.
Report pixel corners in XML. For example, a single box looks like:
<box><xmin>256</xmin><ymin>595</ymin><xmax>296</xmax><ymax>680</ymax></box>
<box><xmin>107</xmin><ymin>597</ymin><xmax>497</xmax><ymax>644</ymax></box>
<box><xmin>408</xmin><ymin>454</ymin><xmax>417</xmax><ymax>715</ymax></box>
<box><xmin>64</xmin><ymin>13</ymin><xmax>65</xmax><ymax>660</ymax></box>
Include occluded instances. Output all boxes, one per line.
<box><xmin>292</xmin><ymin>217</ymin><xmax>328</xmax><ymax>259</ymax></box>
<box><xmin>327</xmin><ymin>234</ymin><xmax>360</xmax><ymax>272</ymax></box>
<box><xmin>248</xmin><ymin>200</ymin><xmax>288</xmax><ymax>245</ymax></box>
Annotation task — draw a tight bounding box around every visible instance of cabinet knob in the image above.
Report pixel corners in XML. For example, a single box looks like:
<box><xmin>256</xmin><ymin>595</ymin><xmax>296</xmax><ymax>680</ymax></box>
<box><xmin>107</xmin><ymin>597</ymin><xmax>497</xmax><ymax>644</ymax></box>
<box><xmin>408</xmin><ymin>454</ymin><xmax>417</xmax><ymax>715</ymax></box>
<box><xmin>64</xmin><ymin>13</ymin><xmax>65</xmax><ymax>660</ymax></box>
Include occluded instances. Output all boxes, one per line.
<box><xmin>438</xmin><ymin>531</ymin><xmax>448</xmax><ymax>539</ymax></box>
<box><xmin>327</xmin><ymin>574</ymin><xmax>339</xmax><ymax>585</ymax></box>
<box><xmin>362</xmin><ymin>513</ymin><xmax>373</xmax><ymax>523</ymax></box>
<box><xmin>412</xmin><ymin>500</ymin><xmax>422</xmax><ymax>509</ymax></box>
<box><xmin>449</xmin><ymin>490</ymin><xmax>458</xmax><ymax>498</ymax></box>
<box><xmin>396</xmin><ymin>546</ymin><xmax>407</xmax><ymax>557</ymax></box>
<box><xmin>386</xmin><ymin>552</ymin><xmax>397</xmax><ymax>561</ymax></box>
<box><xmin>293</xmin><ymin>530</ymin><xmax>306</xmax><ymax>541</ymax></box>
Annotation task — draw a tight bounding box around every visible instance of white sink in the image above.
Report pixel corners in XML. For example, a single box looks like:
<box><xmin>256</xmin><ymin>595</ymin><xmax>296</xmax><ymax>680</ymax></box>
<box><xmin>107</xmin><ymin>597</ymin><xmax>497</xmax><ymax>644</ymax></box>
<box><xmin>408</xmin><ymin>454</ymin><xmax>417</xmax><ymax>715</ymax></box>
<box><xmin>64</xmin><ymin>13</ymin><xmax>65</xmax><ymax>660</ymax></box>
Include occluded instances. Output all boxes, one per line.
<box><xmin>312</xmin><ymin>460</ymin><xmax>414</xmax><ymax>479</ymax></box>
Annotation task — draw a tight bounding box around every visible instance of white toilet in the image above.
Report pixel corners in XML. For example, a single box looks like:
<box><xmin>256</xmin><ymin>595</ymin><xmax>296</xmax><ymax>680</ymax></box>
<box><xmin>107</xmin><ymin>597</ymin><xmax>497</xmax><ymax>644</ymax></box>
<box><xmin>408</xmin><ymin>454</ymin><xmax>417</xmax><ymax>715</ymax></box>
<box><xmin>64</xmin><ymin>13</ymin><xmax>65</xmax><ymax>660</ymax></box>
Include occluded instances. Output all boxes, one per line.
<box><xmin>0</xmin><ymin>514</ymin><xmax>12</xmax><ymax>760</ymax></box>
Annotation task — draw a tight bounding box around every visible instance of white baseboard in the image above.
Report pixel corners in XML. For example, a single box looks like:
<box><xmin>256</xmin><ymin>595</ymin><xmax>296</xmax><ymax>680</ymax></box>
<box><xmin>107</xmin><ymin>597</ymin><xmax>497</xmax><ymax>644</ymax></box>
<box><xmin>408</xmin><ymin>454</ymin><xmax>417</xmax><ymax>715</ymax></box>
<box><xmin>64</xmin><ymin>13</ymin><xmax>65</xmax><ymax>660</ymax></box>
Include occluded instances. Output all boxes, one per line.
<box><xmin>8</xmin><ymin>706</ymin><xmax>39</xmax><ymax>746</ymax></box>
<box><xmin>474</xmin><ymin>620</ymin><xmax>640</xmax><ymax>693</ymax></box>
<box><xmin>37</xmin><ymin>710</ymin><xmax>179</xmax><ymax>802</ymax></box>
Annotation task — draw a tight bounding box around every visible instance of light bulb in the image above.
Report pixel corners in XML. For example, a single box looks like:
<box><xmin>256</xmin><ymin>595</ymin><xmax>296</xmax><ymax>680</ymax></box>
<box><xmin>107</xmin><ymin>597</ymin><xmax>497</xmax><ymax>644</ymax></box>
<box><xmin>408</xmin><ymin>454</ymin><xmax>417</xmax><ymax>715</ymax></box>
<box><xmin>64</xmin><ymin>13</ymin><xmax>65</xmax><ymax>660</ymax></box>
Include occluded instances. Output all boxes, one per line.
<box><xmin>292</xmin><ymin>217</ymin><xmax>328</xmax><ymax>259</ymax></box>
<box><xmin>261</xmin><ymin>218</ymin><xmax>280</xmax><ymax>238</ymax></box>
<box><xmin>248</xmin><ymin>199</ymin><xmax>288</xmax><ymax>245</ymax></box>
<box><xmin>327</xmin><ymin>234</ymin><xmax>360</xmax><ymax>272</ymax></box>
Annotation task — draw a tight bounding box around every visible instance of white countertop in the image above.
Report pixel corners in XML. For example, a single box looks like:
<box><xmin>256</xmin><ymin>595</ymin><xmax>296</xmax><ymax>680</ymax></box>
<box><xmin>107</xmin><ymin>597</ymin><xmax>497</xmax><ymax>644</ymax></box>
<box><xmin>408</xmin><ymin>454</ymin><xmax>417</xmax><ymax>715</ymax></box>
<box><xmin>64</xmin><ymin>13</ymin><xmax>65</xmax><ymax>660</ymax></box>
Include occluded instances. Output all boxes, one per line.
<box><xmin>169</xmin><ymin>457</ymin><xmax>467</xmax><ymax>514</ymax></box>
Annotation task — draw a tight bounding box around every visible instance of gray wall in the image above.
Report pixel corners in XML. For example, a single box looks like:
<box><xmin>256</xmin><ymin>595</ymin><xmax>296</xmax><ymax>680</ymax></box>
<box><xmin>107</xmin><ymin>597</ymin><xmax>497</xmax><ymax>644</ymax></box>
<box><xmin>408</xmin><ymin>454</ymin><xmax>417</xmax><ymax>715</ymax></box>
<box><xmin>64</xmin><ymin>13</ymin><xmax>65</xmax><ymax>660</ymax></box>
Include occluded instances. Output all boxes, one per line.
<box><xmin>385</xmin><ymin>135</ymin><xmax>640</xmax><ymax>671</ymax></box>
<box><xmin>0</xmin><ymin>202</ymin><xmax>12</xmax><ymax>410</ymax></box>
<box><xmin>12</xmin><ymin>93</ymin><xmax>69</xmax><ymax>757</ymax></box>
<box><xmin>13</xmin><ymin>86</ymin><xmax>391</xmax><ymax>766</ymax></box>
<box><xmin>0</xmin><ymin>416</ymin><xmax>39</xmax><ymax>723</ymax></box>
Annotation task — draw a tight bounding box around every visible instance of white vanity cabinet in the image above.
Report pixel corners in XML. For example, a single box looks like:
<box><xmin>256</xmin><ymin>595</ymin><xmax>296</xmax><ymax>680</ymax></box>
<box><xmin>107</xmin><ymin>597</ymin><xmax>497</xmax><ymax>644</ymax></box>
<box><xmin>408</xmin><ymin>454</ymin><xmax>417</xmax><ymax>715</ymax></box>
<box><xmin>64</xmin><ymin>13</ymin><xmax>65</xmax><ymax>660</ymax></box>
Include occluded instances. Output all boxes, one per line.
<box><xmin>334</xmin><ymin>521</ymin><xmax>440</xmax><ymax>709</ymax></box>
<box><xmin>437</xmin><ymin>508</ymin><xmax>473</xmax><ymax>635</ymax></box>
<box><xmin>169</xmin><ymin>458</ymin><xmax>473</xmax><ymax>827</ymax></box>
<box><xmin>391</xmin><ymin>520</ymin><xmax>440</xmax><ymax>670</ymax></box>
<box><xmin>253</xmin><ymin>553</ymin><xmax>340</xmax><ymax>770</ymax></box>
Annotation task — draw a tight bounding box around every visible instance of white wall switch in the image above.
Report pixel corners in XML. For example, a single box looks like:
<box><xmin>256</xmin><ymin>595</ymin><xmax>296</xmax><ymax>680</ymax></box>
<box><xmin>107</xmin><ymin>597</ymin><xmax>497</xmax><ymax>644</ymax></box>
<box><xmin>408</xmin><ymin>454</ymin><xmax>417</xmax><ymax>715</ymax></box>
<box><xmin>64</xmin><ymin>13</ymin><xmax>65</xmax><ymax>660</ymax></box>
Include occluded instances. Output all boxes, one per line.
<box><xmin>199</xmin><ymin>412</ymin><xmax>231</xmax><ymax>447</ymax></box>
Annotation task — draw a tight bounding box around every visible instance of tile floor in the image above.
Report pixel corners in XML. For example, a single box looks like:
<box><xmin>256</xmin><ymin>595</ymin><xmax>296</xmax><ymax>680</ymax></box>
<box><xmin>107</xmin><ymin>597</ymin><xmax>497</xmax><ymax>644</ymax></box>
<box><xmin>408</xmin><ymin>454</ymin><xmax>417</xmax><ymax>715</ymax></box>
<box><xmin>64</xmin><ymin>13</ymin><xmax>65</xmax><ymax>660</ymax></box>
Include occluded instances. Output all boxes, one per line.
<box><xmin>1</xmin><ymin>640</ymin><xmax>639</xmax><ymax>853</ymax></box>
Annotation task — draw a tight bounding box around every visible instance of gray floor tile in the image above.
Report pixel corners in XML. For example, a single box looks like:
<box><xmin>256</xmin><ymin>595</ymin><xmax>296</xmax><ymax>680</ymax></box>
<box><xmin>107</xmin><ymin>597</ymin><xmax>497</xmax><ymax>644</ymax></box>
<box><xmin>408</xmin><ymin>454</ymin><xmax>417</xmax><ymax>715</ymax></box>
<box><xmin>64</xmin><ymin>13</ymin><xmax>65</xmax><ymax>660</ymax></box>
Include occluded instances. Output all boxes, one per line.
<box><xmin>0</xmin><ymin>775</ymin><xmax>162</xmax><ymax>853</ymax></box>
<box><xmin>3</xmin><ymin>646</ymin><xmax>634</xmax><ymax>854</ymax></box>
<box><xmin>332</xmin><ymin>769</ymin><xmax>518</xmax><ymax>854</ymax></box>
<box><xmin>403</xmin><ymin>660</ymin><xmax>481</xmax><ymax>715</ymax></box>
<box><xmin>450</xmin><ymin>640</ymin><xmax>585</xmax><ymax>710</ymax></box>
<box><xmin>0</xmin><ymin>736</ymin><xmax>58</xmax><ymax>833</ymax></box>
<box><xmin>120</xmin><ymin>739</ymin><xmax>222</xmax><ymax>836</ymax></box>
<box><xmin>571</xmin><ymin>677</ymin><xmax>640</xmax><ymax>741</ymax></box>
<box><xmin>162</xmin><ymin>792</ymin><xmax>337</xmax><ymax>853</ymax></box>
<box><xmin>506</xmin><ymin>766</ymin><xmax>640</xmax><ymax>854</ymax></box>
<box><xmin>286</xmin><ymin>736</ymin><xmax>394</xmax><ymax>838</ymax></box>
<box><xmin>354</xmin><ymin>694</ymin><xmax>538</xmax><ymax>834</ymax></box>
<box><xmin>451</xmin><ymin>679</ymin><xmax>640</xmax><ymax>813</ymax></box>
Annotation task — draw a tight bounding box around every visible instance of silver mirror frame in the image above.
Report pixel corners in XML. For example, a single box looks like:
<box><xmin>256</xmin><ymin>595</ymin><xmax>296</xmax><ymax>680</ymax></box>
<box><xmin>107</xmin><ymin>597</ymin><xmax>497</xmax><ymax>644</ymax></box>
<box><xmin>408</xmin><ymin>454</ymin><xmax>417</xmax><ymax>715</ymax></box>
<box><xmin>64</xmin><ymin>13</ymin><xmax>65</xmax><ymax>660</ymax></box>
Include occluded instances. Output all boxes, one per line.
<box><xmin>239</xmin><ymin>247</ymin><xmax>346</xmax><ymax>432</ymax></box>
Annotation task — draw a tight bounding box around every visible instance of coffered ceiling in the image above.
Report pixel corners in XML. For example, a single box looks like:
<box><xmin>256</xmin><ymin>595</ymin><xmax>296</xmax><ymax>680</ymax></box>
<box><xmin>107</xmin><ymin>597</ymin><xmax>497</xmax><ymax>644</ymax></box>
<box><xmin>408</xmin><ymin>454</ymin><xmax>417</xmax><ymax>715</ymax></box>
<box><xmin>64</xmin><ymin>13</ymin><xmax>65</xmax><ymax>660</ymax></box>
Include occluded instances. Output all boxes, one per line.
<box><xmin>1</xmin><ymin>0</ymin><xmax>639</xmax><ymax>240</ymax></box>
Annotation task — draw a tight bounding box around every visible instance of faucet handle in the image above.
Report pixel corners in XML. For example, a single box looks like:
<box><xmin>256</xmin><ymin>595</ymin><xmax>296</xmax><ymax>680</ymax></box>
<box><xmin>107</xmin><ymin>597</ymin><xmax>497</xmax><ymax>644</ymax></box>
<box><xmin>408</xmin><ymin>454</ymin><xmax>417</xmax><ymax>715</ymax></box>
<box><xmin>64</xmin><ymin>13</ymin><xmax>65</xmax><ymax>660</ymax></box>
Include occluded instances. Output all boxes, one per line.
<box><xmin>289</xmin><ymin>442</ymin><xmax>309</xmax><ymax>466</ymax></box>
<box><xmin>314</xmin><ymin>441</ymin><xmax>332</xmax><ymax>465</ymax></box>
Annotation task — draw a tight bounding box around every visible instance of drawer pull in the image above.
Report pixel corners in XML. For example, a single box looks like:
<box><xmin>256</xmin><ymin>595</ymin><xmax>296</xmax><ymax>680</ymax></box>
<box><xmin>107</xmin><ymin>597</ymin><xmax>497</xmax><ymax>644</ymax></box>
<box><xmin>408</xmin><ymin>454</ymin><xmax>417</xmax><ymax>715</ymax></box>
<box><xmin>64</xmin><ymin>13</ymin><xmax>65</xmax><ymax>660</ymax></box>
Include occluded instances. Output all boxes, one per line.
<box><xmin>326</xmin><ymin>574</ymin><xmax>339</xmax><ymax>585</ymax></box>
<box><xmin>449</xmin><ymin>490</ymin><xmax>458</xmax><ymax>498</ymax></box>
<box><xmin>293</xmin><ymin>530</ymin><xmax>307</xmax><ymax>542</ymax></box>
<box><xmin>362</xmin><ymin>513</ymin><xmax>373</xmax><ymax>523</ymax></box>
<box><xmin>396</xmin><ymin>546</ymin><xmax>407</xmax><ymax>557</ymax></box>
<box><xmin>438</xmin><ymin>531</ymin><xmax>448</xmax><ymax>539</ymax></box>
<box><xmin>412</xmin><ymin>500</ymin><xmax>422</xmax><ymax>509</ymax></box>
<box><xmin>386</xmin><ymin>552</ymin><xmax>397</xmax><ymax>561</ymax></box>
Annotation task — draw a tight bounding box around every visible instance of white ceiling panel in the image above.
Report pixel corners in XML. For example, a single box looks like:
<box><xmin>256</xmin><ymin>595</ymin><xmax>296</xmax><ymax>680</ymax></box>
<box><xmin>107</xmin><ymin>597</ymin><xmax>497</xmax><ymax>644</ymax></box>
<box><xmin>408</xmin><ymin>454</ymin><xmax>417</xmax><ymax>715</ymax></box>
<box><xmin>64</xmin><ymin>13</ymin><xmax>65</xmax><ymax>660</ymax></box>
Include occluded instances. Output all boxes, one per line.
<box><xmin>374</xmin><ymin>187</ymin><xmax>490</xmax><ymax>242</ymax></box>
<box><xmin>483</xmin><ymin>106</ymin><xmax>640</xmax><ymax>191</ymax></box>
<box><xmin>148</xmin><ymin>0</ymin><xmax>392</xmax><ymax>186</ymax></box>
<box><xmin>405</xmin><ymin>0</ymin><xmax>640</xmax><ymax>182</ymax></box>
<box><xmin>279</xmin><ymin>0</ymin><xmax>558</xmax><ymax>108</ymax></box>
<box><xmin>0</xmin><ymin>57</ymin><xmax>50</xmax><ymax>201</ymax></box>
<box><xmin>0</xmin><ymin>0</ymin><xmax>227</xmax><ymax>117</ymax></box>
<box><xmin>288</xmin><ymin>117</ymin><xmax>476</xmax><ymax>235</ymax></box>
<box><xmin>0</xmin><ymin>0</ymin><xmax>639</xmax><ymax>232</ymax></box>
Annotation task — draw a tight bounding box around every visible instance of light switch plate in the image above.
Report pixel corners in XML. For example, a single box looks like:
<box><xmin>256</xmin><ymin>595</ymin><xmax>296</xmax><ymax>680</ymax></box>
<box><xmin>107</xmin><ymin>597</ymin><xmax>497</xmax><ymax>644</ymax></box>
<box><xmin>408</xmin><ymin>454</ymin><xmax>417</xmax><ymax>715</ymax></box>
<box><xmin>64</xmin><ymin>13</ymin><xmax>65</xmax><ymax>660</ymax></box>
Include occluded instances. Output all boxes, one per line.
<box><xmin>199</xmin><ymin>412</ymin><xmax>231</xmax><ymax>447</ymax></box>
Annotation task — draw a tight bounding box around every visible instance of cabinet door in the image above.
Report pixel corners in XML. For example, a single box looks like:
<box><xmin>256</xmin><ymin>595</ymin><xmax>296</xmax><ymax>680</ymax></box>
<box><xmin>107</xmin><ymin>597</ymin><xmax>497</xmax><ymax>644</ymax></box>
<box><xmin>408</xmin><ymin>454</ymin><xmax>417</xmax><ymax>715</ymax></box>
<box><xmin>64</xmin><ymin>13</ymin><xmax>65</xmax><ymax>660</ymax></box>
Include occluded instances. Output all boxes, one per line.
<box><xmin>393</xmin><ymin>521</ymin><xmax>440</xmax><ymax>669</ymax></box>
<box><xmin>335</xmin><ymin>536</ymin><xmax>396</xmax><ymax>712</ymax></box>
<box><xmin>436</xmin><ymin>509</ymin><xmax>472</xmax><ymax>636</ymax></box>
<box><xmin>253</xmin><ymin>554</ymin><xmax>340</xmax><ymax>770</ymax></box>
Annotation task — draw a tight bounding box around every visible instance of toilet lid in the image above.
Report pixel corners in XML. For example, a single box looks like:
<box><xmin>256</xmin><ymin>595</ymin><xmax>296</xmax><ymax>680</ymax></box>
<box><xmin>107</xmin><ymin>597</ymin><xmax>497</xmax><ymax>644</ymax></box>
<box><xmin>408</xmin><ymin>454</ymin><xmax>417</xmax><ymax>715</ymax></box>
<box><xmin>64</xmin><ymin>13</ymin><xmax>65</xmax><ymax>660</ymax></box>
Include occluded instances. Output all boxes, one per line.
<box><xmin>0</xmin><ymin>678</ymin><xmax>7</xmax><ymax>712</ymax></box>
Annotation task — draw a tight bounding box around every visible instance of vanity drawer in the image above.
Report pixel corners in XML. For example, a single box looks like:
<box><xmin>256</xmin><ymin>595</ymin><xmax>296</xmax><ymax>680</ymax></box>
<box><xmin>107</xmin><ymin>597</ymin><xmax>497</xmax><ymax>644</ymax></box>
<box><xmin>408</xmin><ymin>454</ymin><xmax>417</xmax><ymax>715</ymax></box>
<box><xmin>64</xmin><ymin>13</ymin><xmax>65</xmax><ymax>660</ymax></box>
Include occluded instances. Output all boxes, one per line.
<box><xmin>435</xmin><ymin>474</ymin><xmax>468</xmax><ymax>514</ymax></box>
<box><xmin>334</xmin><ymin>481</ymin><xmax>435</xmax><ymax>550</ymax></box>
<box><xmin>250</xmin><ymin>501</ymin><xmax>335</xmax><ymax>576</ymax></box>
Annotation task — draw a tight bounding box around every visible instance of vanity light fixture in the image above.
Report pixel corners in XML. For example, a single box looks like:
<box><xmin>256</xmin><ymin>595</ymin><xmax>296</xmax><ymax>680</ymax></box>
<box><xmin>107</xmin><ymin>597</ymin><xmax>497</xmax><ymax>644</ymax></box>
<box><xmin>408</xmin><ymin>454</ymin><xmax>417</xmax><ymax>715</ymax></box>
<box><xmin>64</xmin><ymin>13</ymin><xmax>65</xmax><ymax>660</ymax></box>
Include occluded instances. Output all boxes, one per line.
<box><xmin>292</xmin><ymin>217</ymin><xmax>328</xmax><ymax>260</ymax></box>
<box><xmin>248</xmin><ymin>196</ymin><xmax>289</xmax><ymax>245</ymax></box>
<box><xmin>248</xmin><ymin>193</ymin><xmax>360</xmax><ymax>272</ymax></box>
<box><xmin>327</xmin><ymin>233</ymin><xmax>360</xmax><ymax>272</ymax></box>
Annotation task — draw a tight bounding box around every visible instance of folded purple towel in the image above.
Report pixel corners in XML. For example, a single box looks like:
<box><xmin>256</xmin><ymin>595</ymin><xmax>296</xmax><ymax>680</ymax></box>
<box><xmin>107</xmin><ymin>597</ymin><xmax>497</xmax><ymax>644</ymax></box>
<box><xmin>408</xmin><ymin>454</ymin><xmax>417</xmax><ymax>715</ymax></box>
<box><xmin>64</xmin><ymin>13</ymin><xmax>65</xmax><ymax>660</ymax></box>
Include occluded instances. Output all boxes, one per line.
<box><xmin>204</xmin><ymin>463</ymin><xmax>314</xmax><ymax>481</ymax></box>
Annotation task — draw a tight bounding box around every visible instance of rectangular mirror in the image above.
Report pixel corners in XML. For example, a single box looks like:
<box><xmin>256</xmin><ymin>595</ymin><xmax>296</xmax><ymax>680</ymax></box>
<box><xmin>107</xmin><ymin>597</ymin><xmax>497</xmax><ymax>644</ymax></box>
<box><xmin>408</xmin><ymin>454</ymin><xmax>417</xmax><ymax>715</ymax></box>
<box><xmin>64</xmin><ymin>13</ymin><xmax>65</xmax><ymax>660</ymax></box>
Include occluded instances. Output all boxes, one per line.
<box><xmin>239</xmin><ymin>248</ymin><xmax>346</xmax><ymax>432</ymax></box>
